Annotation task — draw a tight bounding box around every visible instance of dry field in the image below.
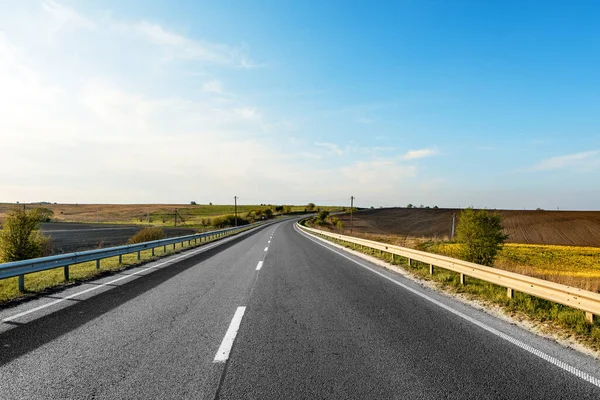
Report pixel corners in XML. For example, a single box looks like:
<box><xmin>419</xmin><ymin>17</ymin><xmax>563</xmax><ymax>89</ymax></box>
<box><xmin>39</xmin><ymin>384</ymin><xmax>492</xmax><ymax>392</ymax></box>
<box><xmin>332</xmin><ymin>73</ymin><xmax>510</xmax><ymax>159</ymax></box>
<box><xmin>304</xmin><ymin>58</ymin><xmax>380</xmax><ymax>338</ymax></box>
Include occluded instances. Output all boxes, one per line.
<box><xmin>0</xmin><ymin>203</ymin><xmax>334</xmax><ymax>227</ymax></box>
<box><xmin>337</xmin><ymin>208</ymin><xmax>600</xmax><ymax>247</ymax></box>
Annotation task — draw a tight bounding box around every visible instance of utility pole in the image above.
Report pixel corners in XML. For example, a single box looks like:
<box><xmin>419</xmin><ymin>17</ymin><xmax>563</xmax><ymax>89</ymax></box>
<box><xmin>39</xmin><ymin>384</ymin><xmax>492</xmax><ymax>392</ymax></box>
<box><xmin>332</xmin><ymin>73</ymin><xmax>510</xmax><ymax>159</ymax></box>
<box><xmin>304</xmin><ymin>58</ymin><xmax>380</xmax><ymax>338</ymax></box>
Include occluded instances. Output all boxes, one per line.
<box><xmin>174</xmin><ymin>209</ymin><xmax>177</xmax><ymax>227</ymax></box>
<box><xmin>350</xmin><ymin>196</ymin><xmax>355</xmax><ymax>234</ymax></box>
<box><xmin>451</xmin><ymin>213</ymin><xmax>456</xmax><ymax>241</ymax></box>
<box><xmin>234</xmin><ymin>196</ymin><xmax>238</xmax><ymax>227</ymax></box>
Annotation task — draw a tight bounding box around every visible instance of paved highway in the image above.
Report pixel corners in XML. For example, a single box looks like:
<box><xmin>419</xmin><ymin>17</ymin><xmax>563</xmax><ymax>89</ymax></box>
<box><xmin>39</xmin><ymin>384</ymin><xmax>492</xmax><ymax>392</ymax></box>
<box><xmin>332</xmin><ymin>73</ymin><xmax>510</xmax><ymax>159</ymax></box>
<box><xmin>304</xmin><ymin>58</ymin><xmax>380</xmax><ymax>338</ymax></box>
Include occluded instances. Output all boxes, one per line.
<box><xmin>1</xmin><ymin>219</ymin><xmax>599</xmax><ymax>399</ymax></box>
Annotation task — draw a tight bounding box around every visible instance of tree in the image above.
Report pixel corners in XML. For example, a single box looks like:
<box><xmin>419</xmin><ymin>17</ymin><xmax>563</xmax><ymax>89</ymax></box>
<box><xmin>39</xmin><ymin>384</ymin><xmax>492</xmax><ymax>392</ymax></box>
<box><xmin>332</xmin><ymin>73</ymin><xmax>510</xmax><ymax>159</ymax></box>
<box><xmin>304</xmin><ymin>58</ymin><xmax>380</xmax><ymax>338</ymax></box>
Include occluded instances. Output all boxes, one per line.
<box><xmin>307</xmin><ymin>202</ymin><xmax>316</xmax><ymax>212</ymax></box>
<box><xmin>0</xmin><ymin>208</ymin><xmax>51</xmax><ymax>262</ymax></box>
<box><xmin>190</xmin><ymin>201</ymin><xmax>197</xmax><ymax>205</ymax></box>
<box><xmin>407</xmin><ymin>204</ymin><xmax>414</xmax><ymax>208</ymax></box>
<box><xmin>455</xmin><ymin>208</ymin><xmax>508</xmax><ymax>267</ymax></box>
<box><xmin>264</xmin><ymin>209</ymin><xmax>274</xmax><ymax>219</ymax></box>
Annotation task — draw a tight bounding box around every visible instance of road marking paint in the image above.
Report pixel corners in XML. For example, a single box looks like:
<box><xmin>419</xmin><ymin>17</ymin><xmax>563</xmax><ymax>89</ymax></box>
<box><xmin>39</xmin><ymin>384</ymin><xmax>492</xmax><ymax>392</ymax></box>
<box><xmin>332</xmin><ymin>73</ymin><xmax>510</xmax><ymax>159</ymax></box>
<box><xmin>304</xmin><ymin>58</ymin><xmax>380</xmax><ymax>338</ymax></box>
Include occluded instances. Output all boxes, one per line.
<box><xmin>214</xmin><ymin>307</ymin><xmax>246</xmax><ymax>363</ymax></box>
<box><xmin>2</xmin><ymin>231</ymin><xmax>250</xmax><ymax>323</ymax></box>
<box><xmin>264</xmin><ymin>247</ymin><xmax>268</xmax><ymax>251</ymax></box>
<box><xmin>296</xmin><ymin>225</ymin><xmax>600</xmax><ymax>389</ymax></box>
<box><xmin>256</xmin><ymin>261</ymin><xmax>263</xmax><ymax>271</ymax></box>
<box><xmin>268</xmin><ymin>240</ymin><xmax>271</xmax><ymax>243</ymax></box>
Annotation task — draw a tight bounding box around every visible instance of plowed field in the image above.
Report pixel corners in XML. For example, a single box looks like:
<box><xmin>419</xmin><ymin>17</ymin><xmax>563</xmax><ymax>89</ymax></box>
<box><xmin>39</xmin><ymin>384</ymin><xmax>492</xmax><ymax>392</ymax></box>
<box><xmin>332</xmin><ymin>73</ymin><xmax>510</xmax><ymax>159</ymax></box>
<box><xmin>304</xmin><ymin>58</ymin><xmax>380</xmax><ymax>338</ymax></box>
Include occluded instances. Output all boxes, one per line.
<box><xmin>337</xmin><ymin>208</ymin><xmax>600</xmax><ymax>247</ymax></box>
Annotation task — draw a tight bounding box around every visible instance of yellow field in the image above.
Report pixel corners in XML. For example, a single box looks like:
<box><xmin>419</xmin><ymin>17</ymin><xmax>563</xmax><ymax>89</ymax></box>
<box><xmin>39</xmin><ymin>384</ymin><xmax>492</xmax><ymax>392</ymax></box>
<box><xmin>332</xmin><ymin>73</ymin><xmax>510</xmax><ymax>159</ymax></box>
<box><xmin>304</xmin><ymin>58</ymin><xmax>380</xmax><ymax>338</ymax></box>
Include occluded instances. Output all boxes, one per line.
<box><xmin>429</xmin><ymin>243</ymin><xmax>600</xmax><ymax>292</ymax></box>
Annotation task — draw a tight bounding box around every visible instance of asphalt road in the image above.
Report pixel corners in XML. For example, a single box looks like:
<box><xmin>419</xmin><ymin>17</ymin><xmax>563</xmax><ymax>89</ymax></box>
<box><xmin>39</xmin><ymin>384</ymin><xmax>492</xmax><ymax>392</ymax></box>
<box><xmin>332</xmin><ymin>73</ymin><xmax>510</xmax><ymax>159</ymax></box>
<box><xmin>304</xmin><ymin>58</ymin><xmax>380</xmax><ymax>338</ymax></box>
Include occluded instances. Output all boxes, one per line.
<box><xmin>1</xmin><ymin>219</ymin><xmax>599</xmax><ymax>399</ymax></box>
<box><xmin>40</xmin><ymin>223</ymin><xmax>196</xmax><ymax>253</ymax></box>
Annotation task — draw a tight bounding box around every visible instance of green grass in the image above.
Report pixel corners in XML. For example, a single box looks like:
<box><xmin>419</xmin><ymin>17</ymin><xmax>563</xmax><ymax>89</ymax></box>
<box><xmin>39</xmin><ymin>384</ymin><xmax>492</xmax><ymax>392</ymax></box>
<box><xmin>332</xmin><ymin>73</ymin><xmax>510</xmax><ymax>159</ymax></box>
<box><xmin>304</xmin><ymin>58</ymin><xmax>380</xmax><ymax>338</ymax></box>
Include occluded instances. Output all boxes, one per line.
<box><xmin>0</xmin><ymin>229</ymin><xmax>243</xmax><ymax>305</ymax></box>
<box><xmin>318</xmin><ymin>233</ymin><xmax>600</xmax><ymax>350</ymax></box>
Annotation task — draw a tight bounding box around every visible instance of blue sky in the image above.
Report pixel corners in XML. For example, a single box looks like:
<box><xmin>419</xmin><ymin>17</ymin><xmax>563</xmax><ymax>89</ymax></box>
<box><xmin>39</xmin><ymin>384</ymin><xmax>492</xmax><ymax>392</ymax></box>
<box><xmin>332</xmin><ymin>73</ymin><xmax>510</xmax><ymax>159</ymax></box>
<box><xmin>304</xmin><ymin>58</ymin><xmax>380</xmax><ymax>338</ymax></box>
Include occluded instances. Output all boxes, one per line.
<box><xmin>1</xmin><ymin>1</ymin><xmax>598</xmax><ymax>209</ymax></box>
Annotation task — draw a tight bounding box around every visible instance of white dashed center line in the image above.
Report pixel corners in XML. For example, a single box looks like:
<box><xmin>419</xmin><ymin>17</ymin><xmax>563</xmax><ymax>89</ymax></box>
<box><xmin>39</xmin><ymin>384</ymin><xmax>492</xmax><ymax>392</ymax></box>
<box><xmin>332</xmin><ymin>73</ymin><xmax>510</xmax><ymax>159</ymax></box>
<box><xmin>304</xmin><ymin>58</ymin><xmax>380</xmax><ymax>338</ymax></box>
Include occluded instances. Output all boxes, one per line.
<box><xmin>214</xmin><ymin>307</ymin><xmax>246</xmax><ymax>363</ymax></box>
<box><xmin>256</xmin><ymin>261</ymin><xmax>263</xmax><ymax>271</ymax></box>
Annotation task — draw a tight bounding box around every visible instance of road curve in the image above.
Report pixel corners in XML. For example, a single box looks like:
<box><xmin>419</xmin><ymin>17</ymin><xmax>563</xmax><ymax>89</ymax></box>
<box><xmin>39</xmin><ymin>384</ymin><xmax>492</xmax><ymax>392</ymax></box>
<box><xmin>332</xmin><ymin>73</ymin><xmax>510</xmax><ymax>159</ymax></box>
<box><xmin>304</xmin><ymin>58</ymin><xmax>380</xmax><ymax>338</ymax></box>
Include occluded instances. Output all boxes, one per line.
<box><xmin>0</xmin><ymin>219</ymin><xmax>599</xmax><ymax>399</ymax></box>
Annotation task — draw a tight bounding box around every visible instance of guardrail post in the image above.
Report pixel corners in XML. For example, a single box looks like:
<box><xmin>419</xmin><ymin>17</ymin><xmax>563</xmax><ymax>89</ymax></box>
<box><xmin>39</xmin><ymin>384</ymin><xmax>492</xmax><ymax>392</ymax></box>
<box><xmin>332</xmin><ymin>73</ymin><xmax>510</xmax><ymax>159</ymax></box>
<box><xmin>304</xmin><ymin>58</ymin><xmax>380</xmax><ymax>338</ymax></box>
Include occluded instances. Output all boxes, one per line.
<box><xmin>18</xmin><ymin>275</ymin><xmax>24</xmax><ymax>292</ymax></box>
<box><xmin>152</xmin><ymin>248</ymin><xmax>155</xmax><ymax>256</ymax></box>
<box><xmin>391</xmin><ymin>254</ymin><xmax>395</xmax><ymax>263</ymax></box>
<box><xmin>64</xmin><ymin>265</ymin><xmax>69</xmax><ymax>281</ymax></box>
<box><xmin>408</xmin><ymin>258</ymin><xmax>412</xmax><ymax>266</ymax></box>
<box><xmin>507</xmin><ymin>288</ymin><xmax>513</xmax><ymax>299</ymax></box>
<box><xmin>460</xmin><ymin>273</ymin><xmax>465</xmax><ymax>285</ymax></box>
<box><xmin>118</xmin><ymin>255</ymin><xmax>122</xmax><ymax>264</ymax></box>
<box><xmin>173</xmin><ymin>243</ymin><xmax>176</xmax><ymax>250</ymax></box>
<box><xmin>164</xmin><ymin>245</ymin><xmax>167</xmax><ymax>253</ymax></box>
<box><xmin>429</xmin><ymin>264</ymin><xmax>434</xmax><ymax>275</ymax></box>
<box><xmin>586</xmin><ymin>312</ymin><xmax>594</xmax><ymax>324</ymax></box>
<box><xmin>137</xmin><ymin>251</ymin><xmax>141</xmax><ymax>261</ymax></box>
<box><xmin>96</xmin><ymin>259</ymin><xmax>100</xmax><ymax>270</ymax></box>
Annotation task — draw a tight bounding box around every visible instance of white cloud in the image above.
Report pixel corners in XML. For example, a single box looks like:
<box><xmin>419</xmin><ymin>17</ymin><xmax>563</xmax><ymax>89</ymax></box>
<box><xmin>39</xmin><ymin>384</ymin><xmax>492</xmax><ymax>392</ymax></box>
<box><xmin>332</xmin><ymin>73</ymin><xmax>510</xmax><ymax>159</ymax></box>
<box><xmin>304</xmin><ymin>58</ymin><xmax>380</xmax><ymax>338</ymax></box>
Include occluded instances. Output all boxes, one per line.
<box><xmin>203</xmin><ymin>79</ymin><xmax>224</xmax><ymax>94</ymax></box>
<box><xmin>341</xmin><ymin>160</ymin><xmax>417</xmax><ymax>191</ymax></box>
<box><xmin>42</xmin><ymin>0</ymin><xmax>96</xmax><ymax>32</ymax></box>
<box><xmin>0</xmin><ymin>2</ymin><xmax>438</xmax><ymax>206</ymax></box>
<box><xmin>401</xmin><ymin>148</ymin><xmax>439</xmax><ymax>160</ymax></box>
<box><xmin>124</xmin><ymin>20</ymin><xmax>258</xmax><ymax>67</ymax></box>
<box><xmin>532</xmin><ymin>150</ymin><xmax>600</xmax><ymax>171</ymax></box>
<box><xmin>235</xmin><ymin>107</ymin><xmax>261</xmax><ymax>120</ymax></box>
<box><xmin>315</xmin><ymin>142</ymin><xmax>344</xmax><ymax>157</ymax></box>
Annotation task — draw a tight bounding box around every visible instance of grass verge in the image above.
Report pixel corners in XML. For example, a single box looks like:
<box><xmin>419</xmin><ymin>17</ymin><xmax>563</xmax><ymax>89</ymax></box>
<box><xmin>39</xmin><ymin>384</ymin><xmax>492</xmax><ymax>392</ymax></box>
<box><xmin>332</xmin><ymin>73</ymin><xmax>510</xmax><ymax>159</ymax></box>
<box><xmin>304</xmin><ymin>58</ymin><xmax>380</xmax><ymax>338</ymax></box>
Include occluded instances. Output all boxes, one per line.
<box><xmin>314</xmin><ymin>232</ymin><xmax>600</xmax><ymax>352</ymax></box>
<box><xmin>0</xmin><ymin>231</ymin><xmax>240</xmax><ymax>306</ymax></box>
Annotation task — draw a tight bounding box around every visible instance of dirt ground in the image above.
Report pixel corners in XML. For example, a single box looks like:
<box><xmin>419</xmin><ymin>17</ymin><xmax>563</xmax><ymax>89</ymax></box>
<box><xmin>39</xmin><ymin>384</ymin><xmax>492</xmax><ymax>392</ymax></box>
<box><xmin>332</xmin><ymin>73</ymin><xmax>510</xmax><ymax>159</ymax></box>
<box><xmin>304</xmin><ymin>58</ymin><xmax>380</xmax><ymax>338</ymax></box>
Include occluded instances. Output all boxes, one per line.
<box><xmin>337</xmin><ymin>208</ymin><xmax>600</xmax><ymax>247</ymax></box>
<box><xmin>39</xmin><ymin>223</ymin><xmax>195</xmax><ymax>253</ymax></box>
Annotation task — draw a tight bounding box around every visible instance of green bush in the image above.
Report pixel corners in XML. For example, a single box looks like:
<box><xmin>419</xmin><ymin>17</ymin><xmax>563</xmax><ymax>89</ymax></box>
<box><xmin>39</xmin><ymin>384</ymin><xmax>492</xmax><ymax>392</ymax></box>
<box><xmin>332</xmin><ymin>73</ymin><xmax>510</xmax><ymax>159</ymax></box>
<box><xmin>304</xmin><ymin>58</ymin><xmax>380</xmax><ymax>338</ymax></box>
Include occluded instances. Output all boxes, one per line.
<box><xmin>0</xmin><ymin>208</ymin><xmax>52</xmax><ymax>262</ymax></box>
<box><xmin>128</xmin><ymin>227</ymin><xmax>166</xmax><ymax>244</ymax></box>
<box><xmin>318</xmin><ymin>210</ymin><xmax>330</xmax><ymax>220</ymax></box>
<box><xmin>455</xmin><ymin>208</ymin><xmax>508</xmax><ymax>266</ymax></box>
<box><xmin>211</xmin><ymin>215</ymin><xmax>249</xmax><ymax>228</ymax></box>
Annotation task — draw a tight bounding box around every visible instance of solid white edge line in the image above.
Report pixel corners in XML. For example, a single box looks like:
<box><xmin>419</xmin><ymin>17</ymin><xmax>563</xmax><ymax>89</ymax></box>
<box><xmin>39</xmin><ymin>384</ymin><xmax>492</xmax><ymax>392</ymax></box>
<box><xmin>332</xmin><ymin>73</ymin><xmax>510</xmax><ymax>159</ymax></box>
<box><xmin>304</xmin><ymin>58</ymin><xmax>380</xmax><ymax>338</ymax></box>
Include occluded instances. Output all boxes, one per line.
<box><xmin>214</xmin><ymin>306</ymin><xmax>246</xmax><ymax>363</ymax></box>
<box><xmin>256</xmin><ymin>261</ymin><xmax>263</xmax><ymax>271</ymax></box>
<box><xmin>294</xmin><ymin>224</ymin><xmax>600</xmax><ymax>389</ymax></box>
<box><xmin>2</xmin><ymin>228</ymin><xmax>255</xmax><ymax>323</ymax></box>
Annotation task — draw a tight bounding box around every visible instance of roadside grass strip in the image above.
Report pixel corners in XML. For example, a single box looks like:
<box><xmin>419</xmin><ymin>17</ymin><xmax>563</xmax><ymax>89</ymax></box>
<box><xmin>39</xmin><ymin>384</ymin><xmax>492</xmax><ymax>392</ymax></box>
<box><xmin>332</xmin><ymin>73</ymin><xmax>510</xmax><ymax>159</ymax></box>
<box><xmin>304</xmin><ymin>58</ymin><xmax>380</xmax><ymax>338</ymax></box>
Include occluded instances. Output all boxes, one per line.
<box><xmin>0</xmin><ymin>232</ymin><xmax>238</xmax><ymax>305</ymax></box>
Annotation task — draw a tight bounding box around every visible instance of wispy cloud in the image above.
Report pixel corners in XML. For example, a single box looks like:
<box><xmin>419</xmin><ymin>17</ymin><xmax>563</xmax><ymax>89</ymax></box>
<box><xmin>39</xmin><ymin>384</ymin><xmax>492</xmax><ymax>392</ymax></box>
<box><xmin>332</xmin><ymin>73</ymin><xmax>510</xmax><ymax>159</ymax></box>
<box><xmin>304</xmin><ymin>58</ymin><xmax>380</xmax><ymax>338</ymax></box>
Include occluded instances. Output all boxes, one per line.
<box><xmin>358</xmin><ymin>117</ymin><xmax>373</xmax><ymax>124</ymax></box>
<box><xmin>315</xmin><ymin>142</ymin><xmax>344</xmax><ymax>156</ymax></box>
<box><xmin>532</xmin><ymin>150</ymin><xmax>599</xmax><ymax>171</ymax></box>
<box><xmin>42</xmin><ymin>0</ymin><xmax>96</xmax><ymax>31</ymax></box>
<box><xmin>203</xmin><ymin>79</ymin><xmax>224</xmax><ymax>94</ymax></box>
<box><xmin>401</xmin><ymin>148</ymin><xmax>439</xmax><ymax>160</ymax></box>
<box><xmin>125</xmin><ymin>21</ymin><xmax>258</xmax><ymax>67</ymax></box>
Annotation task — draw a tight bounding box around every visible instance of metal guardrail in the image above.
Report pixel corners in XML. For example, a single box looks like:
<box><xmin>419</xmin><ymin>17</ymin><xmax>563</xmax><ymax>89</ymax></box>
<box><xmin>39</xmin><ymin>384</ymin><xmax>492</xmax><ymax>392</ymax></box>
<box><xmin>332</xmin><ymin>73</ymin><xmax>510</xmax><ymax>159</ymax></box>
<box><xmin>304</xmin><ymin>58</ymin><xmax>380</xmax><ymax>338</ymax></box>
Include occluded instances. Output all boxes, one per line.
<box><xmin>0</xmin><ymin>221</ymin><xmax>272</xmax><ymax>292</ymax></box>
<box><xmin>299</xmin><ymin>223</ymin><xmax>600</xmax><ymax>323</ymax></box>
